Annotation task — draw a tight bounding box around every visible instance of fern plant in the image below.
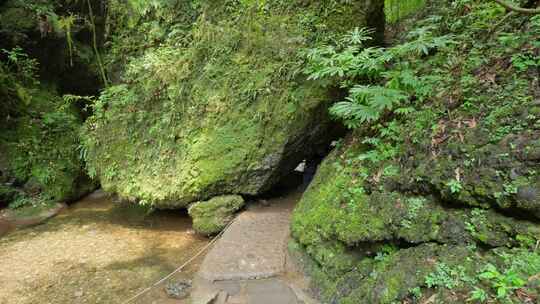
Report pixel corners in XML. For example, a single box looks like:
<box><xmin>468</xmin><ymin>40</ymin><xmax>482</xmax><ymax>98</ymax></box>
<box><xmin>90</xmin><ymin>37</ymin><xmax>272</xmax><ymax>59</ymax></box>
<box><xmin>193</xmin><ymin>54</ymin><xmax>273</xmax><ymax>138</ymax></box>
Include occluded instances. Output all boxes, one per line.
<box><xmin>303</xmin><ymin>26</ymin><xmax>455</xmax><ymax>130</ymax></box>
<box><xmin>330</xmin><ymin>85</ymin><xmax>407</xmax><ymax>128</ymax></box>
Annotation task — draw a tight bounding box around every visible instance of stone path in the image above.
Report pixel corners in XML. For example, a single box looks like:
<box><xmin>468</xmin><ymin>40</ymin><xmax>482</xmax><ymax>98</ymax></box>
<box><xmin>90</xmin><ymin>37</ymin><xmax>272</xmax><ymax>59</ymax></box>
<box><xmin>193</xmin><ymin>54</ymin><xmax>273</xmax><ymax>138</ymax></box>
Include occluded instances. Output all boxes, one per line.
<box><xmin>191</xmin><ymin>190</ymin><xmax>318</xmax><ymax>304</ymax></box>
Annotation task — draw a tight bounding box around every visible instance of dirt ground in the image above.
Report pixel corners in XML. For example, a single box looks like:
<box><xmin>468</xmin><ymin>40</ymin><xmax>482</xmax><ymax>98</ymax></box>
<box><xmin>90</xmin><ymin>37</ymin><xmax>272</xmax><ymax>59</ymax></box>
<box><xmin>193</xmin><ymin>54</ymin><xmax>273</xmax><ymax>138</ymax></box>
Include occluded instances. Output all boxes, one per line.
<box><xmin>0</xmin><ymin>191</ymin><xmax>209</xmax><ymax>304</ymax></box>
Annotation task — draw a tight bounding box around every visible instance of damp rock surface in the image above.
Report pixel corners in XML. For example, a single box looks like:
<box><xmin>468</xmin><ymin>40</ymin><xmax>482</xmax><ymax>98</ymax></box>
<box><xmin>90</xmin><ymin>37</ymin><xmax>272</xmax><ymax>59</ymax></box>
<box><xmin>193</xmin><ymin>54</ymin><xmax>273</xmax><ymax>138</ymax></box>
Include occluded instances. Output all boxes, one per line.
<box><xmin>191</xmin><ymin>189</ymin><xmax>319</xmax><ymax>304</ymax></box>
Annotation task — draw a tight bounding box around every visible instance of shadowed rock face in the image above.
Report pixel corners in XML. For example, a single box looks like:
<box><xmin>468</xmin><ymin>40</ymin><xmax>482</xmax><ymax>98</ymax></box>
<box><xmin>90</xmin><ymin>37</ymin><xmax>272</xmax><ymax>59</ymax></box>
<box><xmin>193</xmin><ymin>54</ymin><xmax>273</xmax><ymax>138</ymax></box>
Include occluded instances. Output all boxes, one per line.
<box><xmin>83</xmin><ymin>1</ymin><xmax>378</xmax><ymax>208</ymax></box>
<box><xmin>0</xmin><ymin>0</ymin><xmax>104</xmax><ymax>96</ymax></box>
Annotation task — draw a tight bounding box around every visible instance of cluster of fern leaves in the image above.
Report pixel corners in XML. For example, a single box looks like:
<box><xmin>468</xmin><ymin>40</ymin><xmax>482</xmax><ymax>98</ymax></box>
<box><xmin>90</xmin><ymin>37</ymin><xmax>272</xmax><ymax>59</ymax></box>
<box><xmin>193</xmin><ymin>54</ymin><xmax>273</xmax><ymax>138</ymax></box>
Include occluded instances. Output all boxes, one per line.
<box><xmin>303</xmin><ymin>24</ymin><xmax>455</xmax><ymax>129</ymax></box>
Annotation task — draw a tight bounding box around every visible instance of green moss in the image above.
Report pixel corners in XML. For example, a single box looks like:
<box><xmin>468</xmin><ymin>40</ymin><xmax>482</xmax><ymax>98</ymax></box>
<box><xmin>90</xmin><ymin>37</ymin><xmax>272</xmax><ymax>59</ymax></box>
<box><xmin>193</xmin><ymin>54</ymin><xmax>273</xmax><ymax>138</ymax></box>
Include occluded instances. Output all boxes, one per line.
<box><xmin>188</xmin><ymin>195</ymin><xmax>244</xmax><ymax>235</ymax></box>
<box><xmin>1</xmin><ymin>61</ymin><xmax>95</xmax><ymax>208</ymax></box>
<box><xmin>299</xmin><ymin>243</ymin><xmax>477</xmax><ymax>304</ymax></box>
<box><xmin>290</xmin><ymin>1</ymin><xmax>540</xmax><ymax>303</ymax></box>
<box><xmin>0</xmin><ymin>7</ymin><xmax>36</xmax><ymax>32</ymax></box>
<box><xmin>84</xmin><ymin>1</ymin><xmax>375</xmax><ymax>207</ymax></box>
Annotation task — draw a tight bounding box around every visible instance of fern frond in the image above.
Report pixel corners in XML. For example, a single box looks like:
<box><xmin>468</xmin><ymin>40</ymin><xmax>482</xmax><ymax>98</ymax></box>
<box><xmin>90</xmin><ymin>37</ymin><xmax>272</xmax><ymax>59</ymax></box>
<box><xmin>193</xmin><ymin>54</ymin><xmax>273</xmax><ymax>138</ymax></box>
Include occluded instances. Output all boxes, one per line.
<box><xmin>341</xmin><ymin>27</ymin><xmax>374</xmax><ymax>46</ymax></box>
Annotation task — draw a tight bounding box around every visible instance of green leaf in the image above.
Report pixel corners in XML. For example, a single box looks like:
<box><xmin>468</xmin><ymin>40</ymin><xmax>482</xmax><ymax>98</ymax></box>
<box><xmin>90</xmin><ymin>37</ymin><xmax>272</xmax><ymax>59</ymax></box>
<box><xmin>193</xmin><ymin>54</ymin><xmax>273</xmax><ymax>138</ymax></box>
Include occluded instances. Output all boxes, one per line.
<box><xmin>496</xmin><ymin>286</ymin><xmax>507</xmax><ymax>298</ymax></box>
<box><xmin>15</xmin><ymin>83</ymin><xmax>32</xmax><ymax>105</ymax></box>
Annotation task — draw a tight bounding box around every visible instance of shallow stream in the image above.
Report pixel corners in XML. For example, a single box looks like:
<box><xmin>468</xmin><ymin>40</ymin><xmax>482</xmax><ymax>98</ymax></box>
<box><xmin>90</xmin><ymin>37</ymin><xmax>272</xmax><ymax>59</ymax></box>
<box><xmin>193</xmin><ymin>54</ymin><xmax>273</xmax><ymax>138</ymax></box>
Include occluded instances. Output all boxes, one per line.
<box><xmin>0</xmin><ymin>191</ymin><xmax>209</xmax><ymax>304</ymax></box>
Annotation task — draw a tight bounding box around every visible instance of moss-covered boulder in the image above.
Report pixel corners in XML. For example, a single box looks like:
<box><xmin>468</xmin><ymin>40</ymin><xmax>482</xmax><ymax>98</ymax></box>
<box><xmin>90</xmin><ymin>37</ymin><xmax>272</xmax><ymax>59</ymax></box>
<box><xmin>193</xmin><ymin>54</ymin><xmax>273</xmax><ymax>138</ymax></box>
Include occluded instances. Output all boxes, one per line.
<box><xmin>393</xmin><ymin>130</ymin><xmax>540</xmax><ymax>217</ymax></box>
<box><xmin>294</xmin><ymin>161</ymin><xmax>540</xmax><ymax>249</ymax></box>
<box><xmin>83</xmin><ymin>1</ymin><xmax>383</xmax><ymax>208</ymax></box>
<box><xmin>290</xmin><ymin>240</ymin><xmax>540</xmax><ymax>304</ymax></box>
<box><xmin>290</xmin><ymin>1</ymin><xmax>540</xmax><ymax>303</ymax></box>
<box><xmin>292</xmin><ymin>139</ymin><xmax>540</xmax><ymax>303</ymax></box>
<box><xmin>188</xmin><ymin>195</ymin><xmax>245</xmax><ymax>235</ymax></box>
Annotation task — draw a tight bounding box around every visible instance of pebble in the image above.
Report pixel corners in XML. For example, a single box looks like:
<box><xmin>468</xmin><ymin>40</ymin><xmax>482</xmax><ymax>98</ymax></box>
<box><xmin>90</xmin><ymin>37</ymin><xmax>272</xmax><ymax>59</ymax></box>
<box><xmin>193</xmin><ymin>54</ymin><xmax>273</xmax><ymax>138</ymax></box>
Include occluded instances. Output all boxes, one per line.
<box><xmin>165</xmin><ymin>280</ymin><xmax>192</xmax><ymax>299</ymax></box>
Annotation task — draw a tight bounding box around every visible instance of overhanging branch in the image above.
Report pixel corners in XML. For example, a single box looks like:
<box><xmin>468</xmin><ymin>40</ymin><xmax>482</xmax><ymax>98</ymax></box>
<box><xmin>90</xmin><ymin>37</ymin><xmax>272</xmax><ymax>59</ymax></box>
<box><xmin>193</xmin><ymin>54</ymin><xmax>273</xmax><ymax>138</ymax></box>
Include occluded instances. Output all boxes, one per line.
<box><xmin>492</xmin><ymin>0</ymin><xmax>540</xmax><ymax>14</ymax></box>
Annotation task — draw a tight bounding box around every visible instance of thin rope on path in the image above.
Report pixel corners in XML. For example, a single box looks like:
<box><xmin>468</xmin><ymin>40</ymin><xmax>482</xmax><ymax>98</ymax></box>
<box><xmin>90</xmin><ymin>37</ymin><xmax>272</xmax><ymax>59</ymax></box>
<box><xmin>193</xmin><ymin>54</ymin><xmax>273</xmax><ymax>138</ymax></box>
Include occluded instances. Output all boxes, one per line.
<box><xmin>121</xmin><ymin>218</ymin><xmax>236</xmax><ymax>304</ymax></box>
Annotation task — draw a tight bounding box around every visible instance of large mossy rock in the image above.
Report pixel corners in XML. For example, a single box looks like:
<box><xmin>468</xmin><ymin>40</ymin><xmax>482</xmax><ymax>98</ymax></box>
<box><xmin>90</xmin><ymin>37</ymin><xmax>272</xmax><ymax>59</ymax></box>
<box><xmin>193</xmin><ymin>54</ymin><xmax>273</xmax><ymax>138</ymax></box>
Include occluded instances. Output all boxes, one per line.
<box><xmin>290</xmin><ymin>1</ymin><xmax>540</xmax><ymax>303</ymax></box>
<box><xmin>83</xmin><ymin>1</ymin><xmax>383</xmax><ymax>208</ymax></box>
<box><xmin>292</xmin><ymin>123</ymin><xmax>540</xmax><ymax>304</ymax></box>
<box><xmin>188</xmin><ymin>195</ymin><xmax>245</xmax><ymax>235</ymax></box>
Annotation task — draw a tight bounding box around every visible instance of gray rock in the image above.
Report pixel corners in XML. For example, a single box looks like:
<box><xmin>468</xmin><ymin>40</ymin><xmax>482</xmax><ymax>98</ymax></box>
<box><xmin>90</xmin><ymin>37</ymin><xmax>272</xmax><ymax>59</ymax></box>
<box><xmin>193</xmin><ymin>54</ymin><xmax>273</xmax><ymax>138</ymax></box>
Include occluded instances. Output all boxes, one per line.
<box><xmin>165</xmin><ymin>280</ymin><xmax>191</xmax><ymax>299</ymax></box>
<box><xmin>516</xmin><ymin>183</ymin><xmax>540</xmax><ymax>216</ymax></box>
<box><xmin>245</xmin><ymin>279</ymin><xmax>299</xmax><ymax>304</ymax></box>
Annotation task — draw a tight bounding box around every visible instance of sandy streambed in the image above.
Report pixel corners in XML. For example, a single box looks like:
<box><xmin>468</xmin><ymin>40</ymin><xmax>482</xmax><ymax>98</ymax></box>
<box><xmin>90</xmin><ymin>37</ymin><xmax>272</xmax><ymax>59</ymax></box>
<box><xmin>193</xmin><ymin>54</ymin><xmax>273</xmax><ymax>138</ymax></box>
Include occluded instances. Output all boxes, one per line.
<box><xmin>0</xmin><ymin>191</ymin><xmax>209</xmax><ymax>304</ymax></box>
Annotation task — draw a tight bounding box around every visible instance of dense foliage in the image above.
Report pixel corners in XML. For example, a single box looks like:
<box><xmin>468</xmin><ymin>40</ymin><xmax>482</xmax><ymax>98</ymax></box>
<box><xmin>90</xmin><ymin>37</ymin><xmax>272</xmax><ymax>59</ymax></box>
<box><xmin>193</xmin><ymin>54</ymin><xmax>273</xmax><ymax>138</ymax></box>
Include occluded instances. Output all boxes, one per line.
<box><xmin>292</xmin><ymin>0</ymin><xmax>540</xmax><ymax>303</ymax></box>
<box><xmin>0</xmin><ymin>50</ymin><xmax>93</xmax><ymax>209</ymax></box>
<box><xmin>0</xmin><ymin>0</ymin><xmax>100</xmax><ymax>210</ymax></box>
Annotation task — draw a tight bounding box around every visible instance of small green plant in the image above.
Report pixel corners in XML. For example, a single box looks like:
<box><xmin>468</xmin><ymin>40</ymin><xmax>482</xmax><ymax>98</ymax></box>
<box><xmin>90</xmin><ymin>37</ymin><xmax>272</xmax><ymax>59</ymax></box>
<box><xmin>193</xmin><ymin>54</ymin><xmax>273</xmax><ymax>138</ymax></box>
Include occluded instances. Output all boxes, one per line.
<box><xmin>401</xmin><ymin>197</ymin><xmax>425</xmax><ymax>228</ymax></box>
<box><xmin>8</xmin><ymin>194</ymin><xmax>49</xmax><ymax>210</ymax></box>
<box><xmin>465</xmin><ymin>208</ymin><xmax>487</xmax><ymax>235</ymax></box>
<box><xmin>503</xmin><ymin>183</ymin><xmax>518</xmax><ymax>195</ymax></box>
<box><xmin>471</xmin><ymin>208</ymin><xmax>487</xmax><ymax>222</ymax></box>
<box><xmin>511</xmin><ymin>51</ymin><xmax>540</xmax><ymax>72</ymax></box>
<box><xmin>329</xmin><ymin>85</ymin><xmax>408</xmax><ymax>128</ymax></box>
<box><xmin>374</xmin><ymin>244</ymin><xmax>398</xmax><ymax>262</ymax></box>
<box><xmin>477</xmin><ymin>263</ymin><xmax>525</xmax><ymax>300</ymax></box>
<box><xmin>465</xmin><ymin>221</ymin><xmax>476</xmax><ymax>234</ymax></box>
<box><xmin>447</xmin><ymin>179</ymin><xmax>463</xmax><ymax>194</ymax></box>
<box><xmin>468</xmin><ymin>287</ymin><xmax>488</xmax><ymax>303</ymax></box>
<box><xmin>2</xmin><ymin>47</ymin><xmax>40</xmax><ymax>86</ymax></box>
<box><xmin>408</xmin><ymin>286</ymin><xmax>423</xmax><ymax>299</ymax></box>
<box><xmin>425</xmin><ymin>263</ymin><xmax>475</xmax><ymax>289</ymax></box>
<box><xmin>425</xmin><ymin>263</ymin><xmax>457</xmax><ymax>289</ymax></box>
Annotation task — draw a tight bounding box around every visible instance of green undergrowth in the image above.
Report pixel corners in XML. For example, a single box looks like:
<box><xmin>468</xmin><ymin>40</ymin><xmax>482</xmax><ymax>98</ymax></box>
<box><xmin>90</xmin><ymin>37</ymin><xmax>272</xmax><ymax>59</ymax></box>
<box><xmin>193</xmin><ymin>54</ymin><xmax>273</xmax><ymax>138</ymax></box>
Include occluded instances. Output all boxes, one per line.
<box><xmin>292</xmin><ymin>0</ymin><xmax>540</xmax><ymax>303</ymax></box>
<box><xmin>385</xmin><ymin>0</ymin><xmax>426</xmax><ymax>23</ymax></box>
<box><xmin>82</xmin><ymin>0</ymin><xmax>381</xmax><ymax>208</ymax></box>
<box><xmin>0</xmin><ymin>47</ymin><xmax>94</xmax><ymax>210</ymax></box>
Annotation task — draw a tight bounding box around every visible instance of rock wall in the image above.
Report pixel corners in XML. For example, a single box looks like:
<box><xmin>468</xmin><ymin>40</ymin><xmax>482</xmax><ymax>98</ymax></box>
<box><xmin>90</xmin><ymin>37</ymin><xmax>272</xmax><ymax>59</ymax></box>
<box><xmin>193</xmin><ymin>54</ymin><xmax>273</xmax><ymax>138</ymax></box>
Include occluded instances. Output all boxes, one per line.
<box><xmin>290</xmin><ymin>1</ymin><xmax>540</xmax><ymax>303</ymax></box>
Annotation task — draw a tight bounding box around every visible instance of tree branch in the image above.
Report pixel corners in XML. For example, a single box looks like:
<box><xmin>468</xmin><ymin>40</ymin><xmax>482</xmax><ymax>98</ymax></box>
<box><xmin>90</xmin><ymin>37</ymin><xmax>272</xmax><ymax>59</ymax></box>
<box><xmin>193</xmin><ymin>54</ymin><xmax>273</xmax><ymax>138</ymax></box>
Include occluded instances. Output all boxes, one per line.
<box><xmin>491</xmin><ymin>0</ymin><xmax>540</xmax><ymax>14</ymax></box>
